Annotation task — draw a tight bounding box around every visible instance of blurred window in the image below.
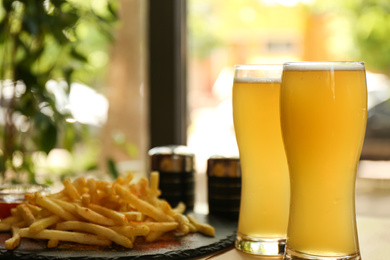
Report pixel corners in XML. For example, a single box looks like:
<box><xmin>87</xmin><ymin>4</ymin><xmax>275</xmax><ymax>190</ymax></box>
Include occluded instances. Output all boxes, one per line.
<box><xmin>187</xmin><ymin>0</ymin><xmax>390</xmax><ymax>174</ymax></box>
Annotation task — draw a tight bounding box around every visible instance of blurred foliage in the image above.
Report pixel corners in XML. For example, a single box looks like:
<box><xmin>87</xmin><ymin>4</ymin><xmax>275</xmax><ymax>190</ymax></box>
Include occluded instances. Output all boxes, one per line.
<box><xmin>188</xmin><ymin>0</ymin><xmax>307</xmax><ymax>59</ymax></box>
<box><xmin>312</xmin><ymin>0</ymin><xmax>390</xmax><ymax>74</ymax></box>
<box><xmin>189</xmin><ymin>0</ymin><xmax>390</xmax><ymax>74</ymax></box>
<box><xmin>106</xmin><ymin>131</ymin><xmax>139</xmax><ymax>180</ymax></box>
<box><xmin>351</xmin><ymin>0</ymin><xmax>390</xmax><ymax>74</ymax></box>
<box><xmin>0</xmin><ymin>0</ymin><xmax>118</xmax><ymax>183</ymax></box>
<box><xmin>188</xmin><ymin>0</ymin><xmax>222</xmax><ymax>59</ymax></box>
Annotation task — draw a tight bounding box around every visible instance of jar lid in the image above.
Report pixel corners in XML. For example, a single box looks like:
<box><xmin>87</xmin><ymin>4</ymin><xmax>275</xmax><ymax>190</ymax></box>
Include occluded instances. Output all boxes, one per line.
<box><xmin>207</xmin><ymin>155</ymin><xmax>241</xmax><ymax>177</ymax></box>
<box><xmin>149</xmin><ymin>145</ymin><xmax>194</xmax><ymax>173</ymax></box>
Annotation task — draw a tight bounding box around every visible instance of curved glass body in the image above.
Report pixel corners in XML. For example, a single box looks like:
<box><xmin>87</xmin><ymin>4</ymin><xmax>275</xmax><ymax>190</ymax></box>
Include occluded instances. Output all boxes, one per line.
<box><xmin>280</xmin><ymin>61</ymin><xmax>367</xmax><ymax>260</ymax></box>
<box><xmin>232</xmin><ymin>65</ymin><xmax>289</xmax><ymax>256</ymax></box>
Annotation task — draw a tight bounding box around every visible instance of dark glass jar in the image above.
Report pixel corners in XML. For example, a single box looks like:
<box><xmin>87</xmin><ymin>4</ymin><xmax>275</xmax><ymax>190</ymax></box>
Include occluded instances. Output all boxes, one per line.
<box><xmin>149</xmin><ymin>145</ymin><xmax>195</xmax><ymax>210</ymax></box>
<box><xmin>207</xmin><ymin>156</ymin><xmax>241</xmax><ymax>220</ymax></box>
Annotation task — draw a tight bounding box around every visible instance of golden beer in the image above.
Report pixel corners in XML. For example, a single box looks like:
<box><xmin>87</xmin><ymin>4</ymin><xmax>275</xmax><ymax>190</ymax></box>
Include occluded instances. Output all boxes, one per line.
<box><xmin>233</xmin><ymin>65</ymin><xmax>289</xmax><ymax>255</ymax></box>
<box><xmin>280</xmin><ymin>62</ymin><xmax>367</xmax><ymax>259</ymax></box>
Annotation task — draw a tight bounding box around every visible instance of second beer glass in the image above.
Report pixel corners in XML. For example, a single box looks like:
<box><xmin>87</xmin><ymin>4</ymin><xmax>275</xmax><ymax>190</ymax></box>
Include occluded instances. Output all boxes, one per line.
<box><xmin>280</xmin><ymin>61</ymin><xmax>367</xmax><ymax>259</ymax></box>
<box><xmin>233</xmin><ymin>65</ymin><xmax>289</xmax><ymax>255</ymax></box>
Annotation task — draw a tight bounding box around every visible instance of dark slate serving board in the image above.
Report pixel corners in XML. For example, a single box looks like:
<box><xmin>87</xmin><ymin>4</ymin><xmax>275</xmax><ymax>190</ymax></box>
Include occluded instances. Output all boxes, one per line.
<box><xmin>0</xmin><ymin>214</ymin><xmax>237</xmax><ymax>260</ymax></box>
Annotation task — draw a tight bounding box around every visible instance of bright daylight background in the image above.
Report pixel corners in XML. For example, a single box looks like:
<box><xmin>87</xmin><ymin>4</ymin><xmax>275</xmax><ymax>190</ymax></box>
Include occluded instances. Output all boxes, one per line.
<box><xmin>2</xmin><ymin>0</ymin><xmax>389</xmax><ymax>188</ymax></box>
<box><xmin>187</xmin><ymin>0</ymin><xmax>390</xmax><ymax>174</ymax></box>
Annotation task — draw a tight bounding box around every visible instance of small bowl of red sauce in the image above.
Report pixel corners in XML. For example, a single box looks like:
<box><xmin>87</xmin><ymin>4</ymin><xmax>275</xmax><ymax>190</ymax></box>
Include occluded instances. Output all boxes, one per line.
<box><xmin>0</xmin><ymin>184</ymin><xmax>50</xmax><ymax>219</ymax></box>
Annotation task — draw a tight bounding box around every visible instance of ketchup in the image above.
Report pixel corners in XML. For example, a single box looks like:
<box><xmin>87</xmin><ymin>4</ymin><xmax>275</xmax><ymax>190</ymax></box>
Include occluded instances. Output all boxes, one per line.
<box><xmin>0</xmin><ymin>184</ymin><xmax>50</xmax><ymax>219</ymax></box>
<box><xmin>0</xmin><ymin>202</ymin><xmax>21</xmax><ymax>219</ymax></box>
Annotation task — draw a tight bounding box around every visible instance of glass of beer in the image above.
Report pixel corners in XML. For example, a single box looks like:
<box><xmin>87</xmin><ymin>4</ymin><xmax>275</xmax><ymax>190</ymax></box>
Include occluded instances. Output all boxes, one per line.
<box><xmin>232</xmin><ymin>65</ymin><xmax>289</xmax><ymax>255</ymax></box>
<box><xmin>280</xmin><ymin>61</ymin><xmax>367</xmax><ymax>260</ymax></box>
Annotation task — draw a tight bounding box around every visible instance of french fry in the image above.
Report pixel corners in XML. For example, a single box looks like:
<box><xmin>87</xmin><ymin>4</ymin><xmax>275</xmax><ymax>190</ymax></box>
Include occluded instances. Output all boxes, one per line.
<box><xmin>29</xmin><ymin>215</ymin><xmax>61</xmax><ymax>234</ymax></box>
<box><xmin>0</xmin><ymin>171</ymin><xmax>215</xmax><ymax>250</ymax></box>
<box><xmin>75</xmin><ymin>205</ymin><xmax>115</xmax><ymax>226</ymax></box>
<box><xmin>122</xmin><ymin>172</ymin><xmax>134</xmax><ymax>185</ymax></box>
<box><xmin>123</xmin><ymin>211</ymin><xmax>143</xmax><ymax>222</ymax></box>
<box><xmin>63</xmin><ymin>178</ymin><xmax>81</xmax><ymax>200</ymax></box>
<box><xmin>13</xmin><ymin>220</ymin><xmax>27</xmax><ymax>228</ymax></box>
<box><xmin>113</xmin><ymin>176</ymin><xmax>124</xmax><ymax>186</ymax></box>
<box><xmin>145</xmin><ymin>231</ymin><xmax>164</xmax><ymax>242</ymax></box>
<box><xmin>35</xmin><ymin>193</ymin><xmax>77</xmax><ymax>221</ymax></box>
<box><xmin>17</xmin><ymin>204</ymin><xmax>35</xmax><ymax>226</ymax></box>
<box><xmin>38</xmin><ymin>208</ymin><xmax>52</xmax><ymax>218</ymax></box>
<box><xmin>136</xmin><ymin>177</ymin><xmax>149</xmax><ymax>197</ymax></box>
<box><xmin>73</xmin><ymin>177</ymin><xmax>87</xmax><ymax>195</ymax></box>
<box><xmin>10</xmin><ymin>208</ymin><xmax>18</xmax><ymax>217</ymax></box>
<box><xmin>87</xmin><ymin>203</ymin><xmax>127</xmax><ymax>225</ymax></box>
<box><xmin>5</xmin><ymin>226</ymin><xmax>20</xmax><ymax>250</ymax></box>
<box><xmin>56</xmin><ymin>221</ymin><xmax>133</xmax><ymax>248</ymax></box>
<box><xmin>25</xmin><ymin>203</ymin><xmax>42</xmax><ymax>216</ymax></box>
<box><xmin>0</xmin><ymin>222</ymin><xmax>11</xmax><ymax>232</ymax></box>
<box><xmin>24</xmin><ymin>193</ymin><xmax>36</xmax><ymax>204</ymax></box>
<box><xmin>81</xmin><ymin>193</ymin><xmax>91</xmax><ymax>205</ymax></box>
<box><xmin>187</xmin><ymin>213</ymin><xmax>215</xmax><ymax>237</ymax></box>
<box><xmin>19</xmin><ymin>228</ymin><xmax>112</xmax><ymax>246</ymax></box>
<box><xmin>149</xmin><ymin>171</ymin><xmax>161</xmax><ymax>197</ymax></box>
<box><xmin>87</xmin><ymin>178</ymin><xmax>99</xmax><ymax>204</ymax></box>
<box><xmin>46</xmin><ymin>190</ymin><xmax>66</xmax><ymax>199</ymax></box>
<box><xmin>1</xmin><ymin>216</ymin><xmax>22</xmax><ymax>225</ymax></box>
<box><xmin>138</xmin><ymin>222</ymin><xmax>178</xmax><ymax>232</ymax></box>
<box><xmin>110</xmin><ymin>225</ymin><xmax>150</xmax><ymax>238</ymax></box>
<box><xmin>47</xmin><ymin>239</ymin><xmax>59</xmax><ymax>248</ymax></box>
<box><xmin>118</xmin><ymin>203</ymin><xmax>129</xmax><ymax>212</ymax></box>
<box><xmin>158</xmin><ymin>200</ymin><xmax>189</xmax><ymax>234</ymax></box>
<box><xmin>115</xmin><ymin>185</ymin><xmax>174</xmax><ymax>222</ymax></box>
<box><xmin>188</xmin><ymin>223</ymin><xmax>197</xmax><ymax>233</ymax></box>
<box><xmin>95</xmin><ymin>180</ymin><xmax>110</xmax><ymax>190</ymax></box>
<box><xmin>173</xmin><ymin>213</ymin><xmax>190</xmax><ymax>235</ymax></box>
<box><xmin>50</xmin><ymin>198</ymin><xmax>79</xmax><ymax>216</ymax></box>
<box><xmin>172</xmin><ymin>202</ymin><xmax>186</xmax><ymax>214</ymax></box>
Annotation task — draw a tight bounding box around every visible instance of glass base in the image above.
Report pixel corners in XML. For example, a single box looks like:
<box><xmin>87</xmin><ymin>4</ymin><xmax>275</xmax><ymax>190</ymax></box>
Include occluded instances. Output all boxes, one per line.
<box><xmin>235</xmin><ymin>232</ymin><xmax>286</xmax><ymax>256</ymax></box>
<box><xmin>284</xmin><ymin>247</ymin><xmax>361</xmax><ymax>260</ymax></box>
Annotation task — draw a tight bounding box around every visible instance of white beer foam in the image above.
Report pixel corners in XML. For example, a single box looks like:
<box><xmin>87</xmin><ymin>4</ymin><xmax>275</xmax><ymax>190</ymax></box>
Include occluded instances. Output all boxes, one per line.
<box><xmin>283</xmin><ymin>62</ymin><xmax>365</xmax><ymax>71</ymax></box>
<box><xmin>234</xmin><ymin>77</ymin><xmax>281</xmax><ymax>83</ymax></box>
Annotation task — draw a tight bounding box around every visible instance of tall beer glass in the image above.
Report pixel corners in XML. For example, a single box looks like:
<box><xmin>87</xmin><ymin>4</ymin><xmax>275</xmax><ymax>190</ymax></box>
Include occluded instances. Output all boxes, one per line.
<box><xmin>233</xmin><ymin>65</ymin><xmax>289</xmax><ymax>255</ymax></box>
<box><xmin>280</xmin><ymin>62</ymin><xmax>367</xmax><ymax>260</ymax></box>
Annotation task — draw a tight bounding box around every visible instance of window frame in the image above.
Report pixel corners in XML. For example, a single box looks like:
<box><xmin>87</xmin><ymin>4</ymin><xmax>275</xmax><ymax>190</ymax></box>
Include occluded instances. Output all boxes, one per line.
<box><xmin>148</xmin><ymin>0</ymin><xmax>187</xmax><ymax>149</ymax></box>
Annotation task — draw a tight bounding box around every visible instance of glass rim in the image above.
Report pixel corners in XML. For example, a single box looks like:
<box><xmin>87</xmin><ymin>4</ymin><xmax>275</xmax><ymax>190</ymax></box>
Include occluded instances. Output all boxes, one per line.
<box><xmin>234</xmin><ymin>64</ymin><xmax>283</xmax><ymax>70</ymax></box>
<box><xmin>0</xmin><ymin>183</ymin><xmax>50</xmax><ymax>196</ymax></box>
<box><xmin>234</xmin><ymin>64</ymin><xmax>282</xmax><ymax>83</ymax></box>
<box><xmin>283</xmin><ymin>61</ymin><xmax>365</xmax><ymax>71</ymax></box>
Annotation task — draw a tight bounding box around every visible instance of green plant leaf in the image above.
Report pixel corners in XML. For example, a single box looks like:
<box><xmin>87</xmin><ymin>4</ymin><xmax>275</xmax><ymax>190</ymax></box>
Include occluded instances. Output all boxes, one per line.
<box><xmin>0</xmin><ymin>20</ymin><xmax>8</xmax><ymax>44</ymax></box>
<box><xmin>14</xmin><ymin>64</ymin><xmax>38</xmax><ymax>90</ymax></box>
<box><xmin>63</xmin><ymin>122</ymin><xmax>76</xmax><ymax>151</ymax></box>
<box><xmin>50</xmin><ymin>0</ymin><xmax>67</xmax><ymax>8</ymax></box>
<box><xmin>16</xmin><ymin>92</ymin><xmax>38</xmax><ymax>117</ymax></box>
<box><xmin>33</xmin><ymin>112</ymin><xmax>57</xmax><ymax>154</ymax></box>
<box><xmin>70</xmin><ymin>47</ymin><xmax>88</xmax><ymax>62</ymax></box>
<box><xmin>63</xmin><ymin>67</ymin><xmax>73</xmax><ymax>93</ymax></box>
<box><xmin>0</xmin><ymin>154</ymin><xmax>5</xmax><ymax>174</ymax></box>
<box><xmin>22</xmin><ymin>9</ymin><xmax>40</xmax><ymax>36</ymax></box>
<box><xmin>2</xmin><ymin>0</ymin><xmax>13</xmax><ymax>12</ymax></box>
<box><xmin>108</xmin><ymin>1</ymin><xmax>119</xmax><ymax>20</ymax></box>
<box><xmin>0</xmin><ymin>0</ymin><xmax>119</xmax><ymax>182</ymax></box>
<box><xmin>107</xmin><ymin>158</ymin><xmax>119</xmax><ymax>179</ymax></box>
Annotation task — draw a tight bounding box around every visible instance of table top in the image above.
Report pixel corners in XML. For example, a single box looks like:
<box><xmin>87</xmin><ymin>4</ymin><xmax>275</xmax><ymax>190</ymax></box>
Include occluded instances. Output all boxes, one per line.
<box><xmin>203</xmin><ymin>174</ymin><xmax>390</xmax><ymax>260</ymax></box>
<box><xmin>204</xmin><ymin>215</ymin><xmax>390</xmax><ymax>260</ymax></box>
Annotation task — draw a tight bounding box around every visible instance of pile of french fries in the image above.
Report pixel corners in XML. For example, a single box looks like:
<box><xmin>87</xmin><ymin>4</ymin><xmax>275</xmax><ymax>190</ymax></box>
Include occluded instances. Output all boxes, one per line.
<box><xmin>0</xmin><ymin>172</ymin><xmax>215</xmax><ymax>250</ymax></box>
